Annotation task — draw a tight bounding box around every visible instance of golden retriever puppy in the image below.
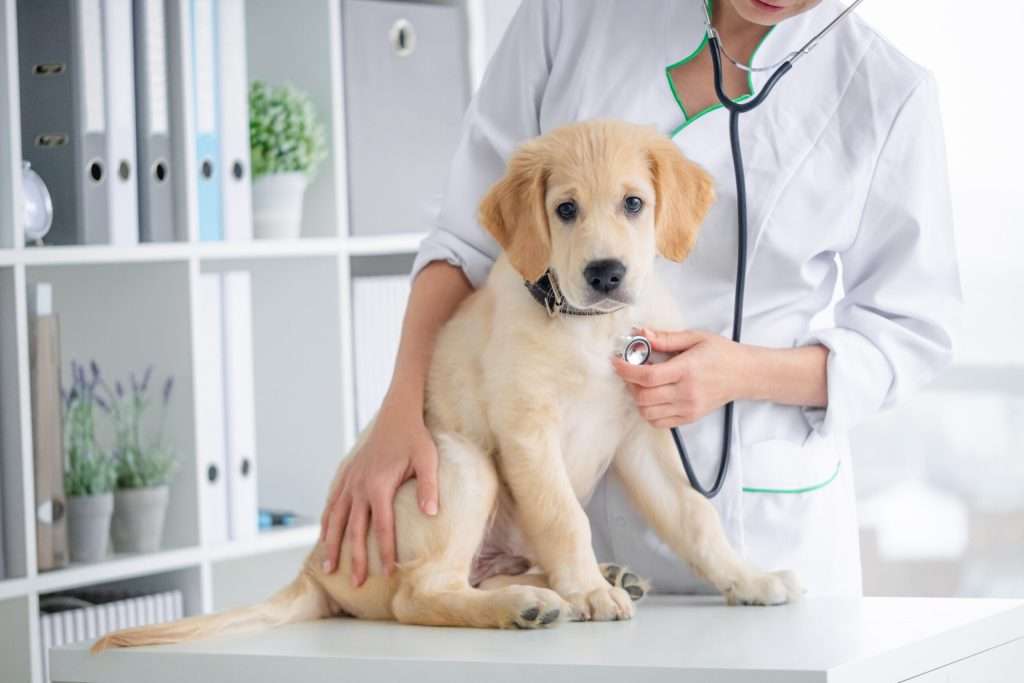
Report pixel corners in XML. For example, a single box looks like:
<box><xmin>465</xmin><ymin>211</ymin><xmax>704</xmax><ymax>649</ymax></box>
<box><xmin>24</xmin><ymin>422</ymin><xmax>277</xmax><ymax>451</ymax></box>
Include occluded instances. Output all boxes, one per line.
<box><xmin>93</xmin><ymin>120</ymin><xmax>799</xmax><ymax>650</ymax></box>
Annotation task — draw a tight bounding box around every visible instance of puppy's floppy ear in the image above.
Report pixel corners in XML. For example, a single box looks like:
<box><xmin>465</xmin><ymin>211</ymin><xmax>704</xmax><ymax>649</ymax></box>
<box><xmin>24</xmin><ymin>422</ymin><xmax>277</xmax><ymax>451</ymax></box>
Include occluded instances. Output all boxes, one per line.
<box><xmin>648</xmin><ymin>135</ymin><xmax>715</xmax><ymax>262</ymax></box>
<box><xmin>478</xmin><ymin>143</ymin><xmax>551</xmax><ymax>282</ymax></box>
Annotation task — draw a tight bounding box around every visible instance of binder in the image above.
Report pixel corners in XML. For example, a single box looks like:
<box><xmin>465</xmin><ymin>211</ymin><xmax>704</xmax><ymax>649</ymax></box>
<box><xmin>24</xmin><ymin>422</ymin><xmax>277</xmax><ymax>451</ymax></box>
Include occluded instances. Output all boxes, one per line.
<box><xmin>352</xmin><ymin>275</ymin><xmax>410</xmax><ymax>430</ymax></box>
<box><xmin>217</xmin><ymin>0</ymin><xmax>253</xmax><ymax>241</ymax></box>
<box><xmin>101</xmin><ymin>0</ymin><xmax>141</xmax><ymax>246</ymax></box>
<box><xmin>196</xmin><ymin>272</ymin><xmax>230</xmax><ymax>545</ymax></box>
<box><xmin>29</xmin><ymin>283</ymin><xmax>69</xmax><ymax>572</ymax></box>
<box><xmin>191</xmin><ymin>0</ymin><xmax>223</xmax><ymax>241</ymax></box>
<box><xmin>222</xmin><ymin>270</ymin><xmax>258</xmax><ymax>540</ymax></box>
<box><xmin>17</xmin><ymin>0</ymin><xmax>110</xmax><ymax>245</ymax></box>
<box><xmin>133</xmin><ymin>0</ymin><xmax>177</xmax><ymax>242</ymax></box>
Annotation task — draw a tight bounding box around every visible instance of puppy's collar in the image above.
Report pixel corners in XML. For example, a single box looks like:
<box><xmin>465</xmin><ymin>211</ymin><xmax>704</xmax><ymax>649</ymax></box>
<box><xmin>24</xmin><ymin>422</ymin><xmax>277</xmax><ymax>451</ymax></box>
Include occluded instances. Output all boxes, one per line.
<box><xmin>524</xmin><ymin>270</ymin><xmax>625</xmax><ymax>317</ymax></box>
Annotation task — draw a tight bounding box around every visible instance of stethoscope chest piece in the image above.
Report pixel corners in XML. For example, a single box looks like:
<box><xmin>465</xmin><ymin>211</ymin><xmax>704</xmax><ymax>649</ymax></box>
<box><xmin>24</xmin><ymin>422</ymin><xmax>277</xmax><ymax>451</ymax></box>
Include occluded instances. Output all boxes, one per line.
<box><xmin>619</xmin><ymin>335</ymin><xmax>653</xmax><ymax>366</ymax></box>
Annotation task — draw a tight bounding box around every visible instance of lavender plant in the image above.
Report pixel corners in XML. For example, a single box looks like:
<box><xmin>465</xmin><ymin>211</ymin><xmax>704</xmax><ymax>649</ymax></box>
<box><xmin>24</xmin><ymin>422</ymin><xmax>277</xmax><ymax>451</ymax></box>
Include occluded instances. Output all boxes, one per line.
<box><xmin>96</xmin><ymin>365</ymin><xmax>178</xmax><ymax>490</ymax></box>
<box><xmin>63</xmin><ymin>360</ymin><xmax>117</xmax><ymax>497</ymax></box>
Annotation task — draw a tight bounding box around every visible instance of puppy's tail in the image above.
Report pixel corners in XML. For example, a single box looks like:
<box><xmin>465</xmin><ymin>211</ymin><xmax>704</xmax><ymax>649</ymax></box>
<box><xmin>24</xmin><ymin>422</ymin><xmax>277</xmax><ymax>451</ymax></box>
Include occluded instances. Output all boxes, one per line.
<box><xmin>90</xmin><ymin>571</ymin><xmax>331</xmax><ymax>654</ymax></box>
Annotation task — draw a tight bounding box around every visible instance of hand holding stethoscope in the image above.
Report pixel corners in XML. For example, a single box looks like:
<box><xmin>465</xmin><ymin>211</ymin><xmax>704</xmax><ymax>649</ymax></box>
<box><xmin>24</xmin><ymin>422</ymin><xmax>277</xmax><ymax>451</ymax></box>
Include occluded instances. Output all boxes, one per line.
<box><xmin>616</xmin><ymin>0</ymin><xmax>865</xmax><ymax>499</ymax></box>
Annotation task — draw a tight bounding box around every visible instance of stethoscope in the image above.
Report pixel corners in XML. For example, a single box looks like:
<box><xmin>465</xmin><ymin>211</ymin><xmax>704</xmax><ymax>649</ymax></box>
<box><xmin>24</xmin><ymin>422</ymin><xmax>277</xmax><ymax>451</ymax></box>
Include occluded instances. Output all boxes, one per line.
<box><xmin>621</xmin><ymin>0</ymin><xmax>865</xmax><ymax>499</ymax></box>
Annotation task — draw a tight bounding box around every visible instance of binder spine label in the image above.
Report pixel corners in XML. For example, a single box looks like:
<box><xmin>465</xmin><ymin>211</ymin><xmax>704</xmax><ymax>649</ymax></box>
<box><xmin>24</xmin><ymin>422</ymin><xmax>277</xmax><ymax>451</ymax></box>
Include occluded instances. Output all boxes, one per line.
<box><xmin>146</xmin><ymin>0</ymin><xmax>170</xmax><ymax>134</ymax></box>
<box><xmin>78</xmin><ymin>0</ymin><xmax>106</xmax><ymax>133</ymax></box>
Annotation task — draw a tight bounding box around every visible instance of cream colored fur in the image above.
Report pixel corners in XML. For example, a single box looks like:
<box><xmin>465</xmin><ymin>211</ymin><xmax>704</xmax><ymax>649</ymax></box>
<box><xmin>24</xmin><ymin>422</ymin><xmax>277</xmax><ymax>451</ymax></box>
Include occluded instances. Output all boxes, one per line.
<box><xmin>92</xmin><ymin>121</ymin><xmax>799</xmax><ymax>652</ymax></box>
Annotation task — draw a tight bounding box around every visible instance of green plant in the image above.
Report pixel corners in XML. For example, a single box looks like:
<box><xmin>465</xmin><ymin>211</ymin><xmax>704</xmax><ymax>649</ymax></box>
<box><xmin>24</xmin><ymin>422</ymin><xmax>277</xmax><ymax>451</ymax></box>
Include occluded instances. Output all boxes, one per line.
<box><xmin>99</xmin><ymin>366</ymin><xmax>178</xmax><ymax>490</ymax></box>
<box><xmin>249</xmin><ymin>80</ymin><xmax>327</xmax><ymax>179</ymax></box>
<box><xmin>63</xmin><ymin>361</ymin><xmax>117</xmax><ymax>497</ymax></box>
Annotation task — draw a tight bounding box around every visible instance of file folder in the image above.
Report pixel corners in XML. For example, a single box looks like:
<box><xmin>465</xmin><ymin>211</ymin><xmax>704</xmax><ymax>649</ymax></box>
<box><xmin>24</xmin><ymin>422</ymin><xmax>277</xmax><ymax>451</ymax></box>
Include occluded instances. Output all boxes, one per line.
<box><xmin>102</xmin><ymin>0</ymin><xmax>140</xmax><ymax>246</ymax></box>
<box><xmin>196</xmin><ymin>272</ymin><xmax>230</xmax><ymax>545</ymax></box>
<box><xmin>218</xmin><ymin>0</ymin><xmax>253</xmax><ymax>241</ymax></box>
<box><xmin>18</xmin><ymin>0</ymin><xmax>110</xmax><ymax>245</ymax></box>
<box><xmin>133</xmin><ymin>0</ymin><xmax>177</xmax><ymax>242</ymax></box>
<box><xmin>29</xmin><ymin>283</ymin><xmax>69</xmax><ymax>571</ymax></box>
<box><xmin>222</xmin><ymin>270</ymin><xmax>258</xmax><ymax>540</ymax></box>
<box><xmin>191</xmin><ymin>0</ymin><xmax>223</xmax><ymax>241</ymax></box>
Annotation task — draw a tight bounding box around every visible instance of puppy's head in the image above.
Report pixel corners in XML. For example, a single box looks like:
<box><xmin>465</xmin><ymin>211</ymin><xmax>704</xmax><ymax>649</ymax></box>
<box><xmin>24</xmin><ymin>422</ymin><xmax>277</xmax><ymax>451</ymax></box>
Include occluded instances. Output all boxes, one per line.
<box><xmin>479</xmin><ymin>120</ymin><xmax>714</xmax><ymax>311</ymax></box>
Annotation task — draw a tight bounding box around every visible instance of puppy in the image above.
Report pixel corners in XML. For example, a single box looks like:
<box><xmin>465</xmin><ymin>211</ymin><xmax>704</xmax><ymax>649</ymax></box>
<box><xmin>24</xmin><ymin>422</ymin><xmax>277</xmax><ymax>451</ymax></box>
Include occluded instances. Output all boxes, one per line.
<box><xmin>93</xmin><ymin>120</ymin><xmax>799</xmax><ymax>650</ymax></box>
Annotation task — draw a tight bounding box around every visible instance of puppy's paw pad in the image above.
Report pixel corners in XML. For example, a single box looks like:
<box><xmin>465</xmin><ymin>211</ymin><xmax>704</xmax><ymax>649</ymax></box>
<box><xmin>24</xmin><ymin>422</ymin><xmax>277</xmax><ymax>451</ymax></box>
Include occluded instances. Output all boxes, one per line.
<box><xmin>505</xmin><ymin>587</ymin><xmax>566</xmax><ymax>629</ymax></box>
<box><xmin>599</xmin><ymin>563</ymin><xmax>650</xmax><ymax>602</ymax></box>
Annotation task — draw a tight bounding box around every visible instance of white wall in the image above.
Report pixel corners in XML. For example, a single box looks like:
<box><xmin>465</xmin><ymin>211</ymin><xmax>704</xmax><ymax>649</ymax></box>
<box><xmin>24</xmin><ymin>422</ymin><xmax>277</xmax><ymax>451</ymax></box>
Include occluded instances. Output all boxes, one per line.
<box><xmin>853</xmin><ymin>1</ymin><xmax>1024</xmax><ymax>597</ymax></box>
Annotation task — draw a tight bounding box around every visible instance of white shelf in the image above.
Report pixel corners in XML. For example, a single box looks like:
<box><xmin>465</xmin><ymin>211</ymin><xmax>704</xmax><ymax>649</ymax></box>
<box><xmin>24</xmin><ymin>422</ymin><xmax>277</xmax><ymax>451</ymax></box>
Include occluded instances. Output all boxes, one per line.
<box><xmin>346</xmin><ymin>232</ymin><xmax>425</xmax><ymax>256</ymax></box>
<box><xmin>33</xmin><ymin>547</ymin><xmax>204</xmax><ymax>595</ymax></box>
<box><xmin>207</xmin><ymin>525</ymin><xmax>318</xmax><ymax>563</ymax></box>
<box><xmin>0</xmin><ymin>232</ymin><xmax>428</xmax><ymax>268</ymax></box>
<box><xmin>0</xmin><ymin>576</ymin><xmax>31</xmax><ymax>602</ymax></box>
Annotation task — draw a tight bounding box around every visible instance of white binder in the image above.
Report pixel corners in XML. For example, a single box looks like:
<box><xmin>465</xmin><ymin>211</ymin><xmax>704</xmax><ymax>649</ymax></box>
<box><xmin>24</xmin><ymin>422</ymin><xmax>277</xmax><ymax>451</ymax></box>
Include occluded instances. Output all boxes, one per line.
<box><xmin>217</xmin><ymin>0</ymin><xmax>253</xmax><ymax>241</ymax></box>
<box><xmin>101</xmin><ymin>0</ymin><xmax>140</xmax><ymax>246</ymax></box>
<box><xmin>353</xmin><ymin>276</ymin><xmax>410</xmax><ymax>431</ymax></box>
<box><xmin>222</xmin><ymin>270</ymin><xmax>258</xmax><ymax>540</ymax></box>
<box><xmin>196</xmin><ymin>272</ymin><xmax>230</xmax><ymax>545</ymax></box>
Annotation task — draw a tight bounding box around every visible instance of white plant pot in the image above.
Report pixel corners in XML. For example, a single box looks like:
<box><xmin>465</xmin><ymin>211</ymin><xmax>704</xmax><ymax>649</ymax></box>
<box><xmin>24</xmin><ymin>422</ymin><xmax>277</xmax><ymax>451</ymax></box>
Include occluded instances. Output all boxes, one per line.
<box><xmin>252</xmin><ymin>172</ymin><xmax>307</xmax><ymax>240</ymax></box>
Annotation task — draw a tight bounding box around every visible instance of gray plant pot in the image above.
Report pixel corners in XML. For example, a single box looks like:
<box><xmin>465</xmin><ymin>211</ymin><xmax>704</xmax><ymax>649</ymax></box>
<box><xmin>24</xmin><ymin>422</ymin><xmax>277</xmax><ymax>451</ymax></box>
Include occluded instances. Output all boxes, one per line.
<box><xmin>112</xmin><ymin>486</ymin><xmax>169</xmax><ymax>554</ymax></box>
<box><xmin>67</xmin><ymin>493</ymin><xmax>114</xmax><ymax>563</ymax></box>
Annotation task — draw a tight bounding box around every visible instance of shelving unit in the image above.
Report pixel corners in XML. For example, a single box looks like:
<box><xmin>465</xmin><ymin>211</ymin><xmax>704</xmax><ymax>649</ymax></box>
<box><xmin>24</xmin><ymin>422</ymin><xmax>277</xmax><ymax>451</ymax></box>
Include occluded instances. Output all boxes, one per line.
<box><xmin>0</xmin><ymin>0</ymin><xmax>517</xmax><ymax>680</ymax></box>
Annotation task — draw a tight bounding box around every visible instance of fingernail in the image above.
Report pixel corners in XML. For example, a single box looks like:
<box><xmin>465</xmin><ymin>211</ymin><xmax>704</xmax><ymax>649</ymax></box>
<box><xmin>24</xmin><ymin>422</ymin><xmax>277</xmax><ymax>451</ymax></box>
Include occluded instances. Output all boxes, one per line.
<box><xmin>424</xmin><ymin>500</ymin><xmax>438</xmax><ymax>516</ymax></box>
<box><xmin>321</xmin><ymin>560</ymin><xmax>331</xmax><ymax>573</ymax></box>
<box><xmin>351</xmin><ymin>574</ymin><xmax>360</xmax><ymax>587</ymax></box>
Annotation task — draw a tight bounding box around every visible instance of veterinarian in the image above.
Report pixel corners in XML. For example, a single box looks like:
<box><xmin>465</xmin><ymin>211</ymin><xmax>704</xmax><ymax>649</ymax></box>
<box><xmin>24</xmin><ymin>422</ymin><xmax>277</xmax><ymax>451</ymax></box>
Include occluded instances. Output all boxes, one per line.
<box><xmin>321</xmin><ymin>0</ymin><xmax>960</xmax><ymax>597</ymax></box>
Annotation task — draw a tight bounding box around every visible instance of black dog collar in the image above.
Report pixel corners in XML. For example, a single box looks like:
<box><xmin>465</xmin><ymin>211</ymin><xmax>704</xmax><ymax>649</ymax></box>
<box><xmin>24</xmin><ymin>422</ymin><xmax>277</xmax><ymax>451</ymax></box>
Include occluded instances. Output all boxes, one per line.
<box><xmin>524</xmin><ymin>270</ymin><xmax>623</xmax><ymax>317</ymax></box>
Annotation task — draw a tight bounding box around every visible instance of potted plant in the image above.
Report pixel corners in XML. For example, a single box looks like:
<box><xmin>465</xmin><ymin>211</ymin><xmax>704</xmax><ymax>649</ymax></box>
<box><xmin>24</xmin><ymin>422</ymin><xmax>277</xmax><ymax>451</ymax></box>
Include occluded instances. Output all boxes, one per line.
<box><xmin>63</xmin><ymin>361</ymin><xmax>117</xmax><ymax>564</ymax></box>
<box><xmin>104</xmin><ymin>367</ymin><xmax>177</xmax><ymax>554</ymax></box>
<box><xmin>249</xmin><ymin>80</ymin><xmax>327</xmax><ymax>239</ymax></box>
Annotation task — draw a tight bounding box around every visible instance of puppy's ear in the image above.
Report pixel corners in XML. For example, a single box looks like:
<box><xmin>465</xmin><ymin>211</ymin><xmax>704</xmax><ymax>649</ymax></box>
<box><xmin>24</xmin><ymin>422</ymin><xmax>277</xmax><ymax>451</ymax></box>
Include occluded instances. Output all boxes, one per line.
<box><xmin>478</xmin><ymin>143</ymin><xmax>551</xmax><ymax>282</ymax></box>
<box><xmin>648</xmin><ymin>135</ymin><xmax>715</xmax><ymax>262</ymax></box>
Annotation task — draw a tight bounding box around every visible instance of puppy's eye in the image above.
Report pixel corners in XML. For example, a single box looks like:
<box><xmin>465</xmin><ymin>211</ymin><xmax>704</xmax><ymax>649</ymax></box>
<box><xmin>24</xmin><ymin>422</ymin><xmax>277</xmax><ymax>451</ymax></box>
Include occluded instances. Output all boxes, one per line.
<box><xmin>556</xmin><ymin>201</ymin><xmax>577</xmax><ymax>222</ymax></box>
<box><xmin>624</xmin><ymin>196</ymin><xmax>644</xmax><ymax>215</ymax></box>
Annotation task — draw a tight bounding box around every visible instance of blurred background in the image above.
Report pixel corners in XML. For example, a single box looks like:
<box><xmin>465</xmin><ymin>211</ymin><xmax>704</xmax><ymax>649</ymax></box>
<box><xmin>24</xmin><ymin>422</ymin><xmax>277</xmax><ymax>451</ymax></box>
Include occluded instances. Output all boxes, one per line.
<box><xmin>851</xmin><ymin>1</ymin><xmax>1024</xmax><ymax>598</ymax></box>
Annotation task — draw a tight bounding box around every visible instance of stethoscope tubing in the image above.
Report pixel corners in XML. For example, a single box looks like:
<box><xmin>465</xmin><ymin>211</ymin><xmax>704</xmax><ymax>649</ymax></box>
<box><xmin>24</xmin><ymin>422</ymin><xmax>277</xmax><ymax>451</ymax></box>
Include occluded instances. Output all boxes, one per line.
<box><xmin>669</xmin><ymin>36</ymin><xmax>792</xmax><ymax>499</ymax></box>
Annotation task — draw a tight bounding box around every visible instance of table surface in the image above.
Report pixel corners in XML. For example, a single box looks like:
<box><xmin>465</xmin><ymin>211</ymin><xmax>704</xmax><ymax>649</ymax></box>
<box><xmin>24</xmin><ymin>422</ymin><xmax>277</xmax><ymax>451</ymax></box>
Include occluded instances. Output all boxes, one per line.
<box><xmin>52</xmin><ymin>595</ymin><xmax>1024</xmax><ymax>683</ymax></box>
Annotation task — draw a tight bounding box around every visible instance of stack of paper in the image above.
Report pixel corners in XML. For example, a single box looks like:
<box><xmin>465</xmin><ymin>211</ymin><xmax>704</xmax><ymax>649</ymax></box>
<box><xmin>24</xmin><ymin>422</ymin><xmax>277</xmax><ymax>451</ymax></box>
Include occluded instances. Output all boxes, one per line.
<box><xmin>352</xmin><ymin>276</ymin><xmax>411</xmax><ymax>431</ymax></box>
<box><xmin>39</xmin><ymin>588</ymin><xmax>184</xmax><ymax>681</ymax></box>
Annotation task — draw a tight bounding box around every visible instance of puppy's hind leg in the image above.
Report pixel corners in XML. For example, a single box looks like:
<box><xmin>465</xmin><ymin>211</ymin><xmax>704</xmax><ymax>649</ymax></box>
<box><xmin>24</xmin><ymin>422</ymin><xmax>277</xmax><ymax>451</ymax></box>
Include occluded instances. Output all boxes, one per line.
<box><xmin>389</xmin><ymin>434</ymin><xmax>568</xmax><ymax>629</ymax></box>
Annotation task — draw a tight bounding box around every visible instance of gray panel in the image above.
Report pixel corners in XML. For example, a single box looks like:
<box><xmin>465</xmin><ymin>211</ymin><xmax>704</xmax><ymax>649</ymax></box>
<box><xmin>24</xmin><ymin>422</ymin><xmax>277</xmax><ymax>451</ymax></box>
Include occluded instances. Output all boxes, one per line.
<box><xmin>134</xmin><ymin>0</ymin><xmax>176</xmax><ymax>242</ymax></box>
<box><xmin>17</xmin><ymin>0</ymin><xmax>81</xmax><ymax>245</ymax></box>
<box><xmin>343</xmin><ymin>0</ymin><xmax>470</xmax><ymax>236</ymax></box>
<box><xmin>17</xmin><ymin>0</ymin><xmax>111</xmax><ymax>245</ymax></box>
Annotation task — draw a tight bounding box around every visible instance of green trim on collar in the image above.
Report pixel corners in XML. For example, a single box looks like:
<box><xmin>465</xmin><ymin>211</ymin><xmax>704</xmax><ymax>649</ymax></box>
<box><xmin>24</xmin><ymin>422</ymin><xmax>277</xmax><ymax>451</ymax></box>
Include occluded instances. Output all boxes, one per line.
<box><xmin>666</xmin><ymin>0</ymin><xmax>777</xmax><ymax>136</ymax></box>
<box><xmin>742</xmin><ymin>461</ymin><xmax>842</xmax><ymax>495</ymax></box>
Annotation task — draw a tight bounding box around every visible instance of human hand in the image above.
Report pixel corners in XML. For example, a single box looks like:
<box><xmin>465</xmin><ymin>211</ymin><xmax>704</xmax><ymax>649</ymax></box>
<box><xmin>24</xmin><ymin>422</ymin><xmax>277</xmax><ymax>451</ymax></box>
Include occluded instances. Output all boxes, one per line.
<box><xmin>611</xmin><ymin>328</ymin><xmax>751</xmax><ymax>428</ymax></box>
<box><xmin>319</xmin><ymin>399</ymin><xmax>439</xmax><ymax>586</ymax></box>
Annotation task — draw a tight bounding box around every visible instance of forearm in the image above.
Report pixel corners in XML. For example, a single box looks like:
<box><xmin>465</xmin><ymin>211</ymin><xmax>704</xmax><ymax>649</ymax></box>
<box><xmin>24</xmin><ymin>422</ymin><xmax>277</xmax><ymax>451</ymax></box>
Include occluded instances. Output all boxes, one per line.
<box><xmin>384</xmin><ymin>261</ymin><xmax>474</xmax><ymax>413</ymax></box>
<box><xmin>739</xmin><ymin>343</ymin><xmax>829</xmax><ymax>408</ymax></box>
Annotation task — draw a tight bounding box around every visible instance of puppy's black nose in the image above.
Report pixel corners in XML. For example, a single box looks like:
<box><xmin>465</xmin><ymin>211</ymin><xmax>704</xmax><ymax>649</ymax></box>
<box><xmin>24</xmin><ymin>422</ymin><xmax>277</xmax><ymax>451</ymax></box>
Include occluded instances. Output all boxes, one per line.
<box><xmin>584</xmin><ymin>259</ymin><xmax>626</xmax><ymax>294</ymax></box>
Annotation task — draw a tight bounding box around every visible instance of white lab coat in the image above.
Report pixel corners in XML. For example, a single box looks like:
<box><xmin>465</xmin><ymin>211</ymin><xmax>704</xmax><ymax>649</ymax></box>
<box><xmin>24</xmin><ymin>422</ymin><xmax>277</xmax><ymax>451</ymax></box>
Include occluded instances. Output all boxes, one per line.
<box><xmin>411</xmin><ymin>0</ymin><xmax>961</xmax><ymax>596</ymax></box>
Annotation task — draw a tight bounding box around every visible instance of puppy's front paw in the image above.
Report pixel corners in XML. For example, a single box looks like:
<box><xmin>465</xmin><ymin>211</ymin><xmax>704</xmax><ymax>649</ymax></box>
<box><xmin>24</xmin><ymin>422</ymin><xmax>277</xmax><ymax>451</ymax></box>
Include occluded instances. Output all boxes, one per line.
<box><xmin>565</xmin><ymin>585</ymin><xmax>635</xmax><ymax>622</ymax></box>
<box><xmin>600</xmin><ymin>563</ymin><xmax>650</xmax><ymax>602</ymax></box>
<box><xmin>725</xmin><ymin>570</ymin><xmax>803</xmax><ymax>606</ymax></box>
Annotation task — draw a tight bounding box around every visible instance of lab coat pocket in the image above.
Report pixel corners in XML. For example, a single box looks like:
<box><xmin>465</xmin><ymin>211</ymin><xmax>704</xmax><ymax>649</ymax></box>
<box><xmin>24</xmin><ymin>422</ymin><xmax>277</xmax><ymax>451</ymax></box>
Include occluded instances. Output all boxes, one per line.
<box><xmin>740</xmin><ymin>432</ymin><xmax>841</xmax><ymax>494</ymax></box>
<box><xmin>739</xmin><ymin>433</ymin><xmax>858</xmax><ymax>595</ymax></box>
